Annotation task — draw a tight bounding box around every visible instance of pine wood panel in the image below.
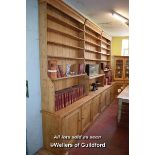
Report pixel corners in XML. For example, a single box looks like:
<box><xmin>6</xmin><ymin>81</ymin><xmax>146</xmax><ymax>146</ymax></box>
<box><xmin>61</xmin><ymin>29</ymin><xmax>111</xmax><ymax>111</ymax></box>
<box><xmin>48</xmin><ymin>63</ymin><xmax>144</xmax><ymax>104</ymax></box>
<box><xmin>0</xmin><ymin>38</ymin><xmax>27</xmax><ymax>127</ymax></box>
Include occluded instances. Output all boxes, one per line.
<box><xmin>46</xmin><ymin>0</ymin><xmax>85</xmax><ymax>24</ymax></box>
<box><xmin>105</xmin><ymin>88</ymin><xmax>111</xmax><ymax>106</ymax></box>
<box><xmin>85</xmin><ymin>20</ymin><xmax>102</xmax><ymax>35</ymax></box>
<box><xmin>61</xmin><ymin>108</ymin><xmax>81</xmax><ymax>143</ymax></box>
<box><xmin>81</xmin><ymin>100</ymin><xmax>92</xmax><ymax>132</ymax></box>
<box><xmin>91</xmin><ymin>95</ymin><xmax>101</xmax><ymax>121</ymax></box>
<box><xmin>100</xmin><ymin>91</ymin><xmax>106</xmax><ymax>112</ymax></box>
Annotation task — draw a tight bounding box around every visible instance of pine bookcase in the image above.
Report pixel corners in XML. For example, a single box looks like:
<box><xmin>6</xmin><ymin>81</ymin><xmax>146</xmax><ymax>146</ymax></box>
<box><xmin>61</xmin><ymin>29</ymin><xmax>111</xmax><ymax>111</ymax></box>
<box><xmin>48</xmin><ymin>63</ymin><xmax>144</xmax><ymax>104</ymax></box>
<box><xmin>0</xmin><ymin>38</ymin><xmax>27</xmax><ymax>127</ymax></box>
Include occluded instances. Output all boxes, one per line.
<box><xmin>39</xmin><ymin>0</ymin><xmax>117</xmax><ymax>154</ymax></box>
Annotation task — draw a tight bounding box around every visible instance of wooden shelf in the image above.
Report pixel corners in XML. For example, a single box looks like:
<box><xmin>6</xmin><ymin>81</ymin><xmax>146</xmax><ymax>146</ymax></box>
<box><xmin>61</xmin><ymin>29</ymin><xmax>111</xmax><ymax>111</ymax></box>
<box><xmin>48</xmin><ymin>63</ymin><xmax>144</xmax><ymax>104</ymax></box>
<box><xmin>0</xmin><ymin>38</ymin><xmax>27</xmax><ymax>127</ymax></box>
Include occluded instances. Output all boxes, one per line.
<box><xmin>85</xmin><ymin>40</ymin><xmax>100</xmax><ymax>47</ymax></box>
<box><xmin>101</xmin><ymin>53</ymin><xmax>111</xmax><ymax>56</ymax></box>
<box><xmin>89</xmin><ymin>74</ymin><xmax>105</xmax><ymax>79</ymax></box>
<box><xmin>101</xmin><ymin>40</ymin><xmax>111</xmax><ymax>46</ymax></box>
<box><xmin>85</xmin><ymin>58</ymin><xmax>110</xmax><ymax>62</ymax></box>
<box><xmin>85</xmin><ymin>25</ymin><xmax>100</xmax><ymax>35</ymax></box>
<box><xmin>85</xmin><ymin>49</ymin><xmax>101</xmax><ymax>54</ymax></box>
<box><xmin>47</xmin><ymin>41</ymin><xmax>84</xmax><ymax>50</ymax></box>
<box><xmin>101</xmin><ymin>60</ymin><xmax>111</xmax><ymax>62</ymax></box>
<box><xmin>101</xmin><ymin>36</ymin><xmax>111</xmax><ymax>42</ymax></box>
<box><xmin>85</xmin><ymin>31</ymin><xmax>101</xmax><ymax>41</ymax></box>
<box><xmin>48</xmin><ymin>55</ymin><xmax>84</xmax><ymax>60</ymax></box>
<box><xmin>47</xmin><ymin>14</ymin><xmax>84</xmax><ymax>32</ymax></box>
<box><xmin>47</xmin><ymin>27</ymin><xmax>84</xmax><ymax>41</ymax></box>
<box><xmin>85</xmin><ymin>58</ymin><xmax>101</xmax><ymax>61</ymax></box>
<box><xmin>101</xmin><ymin>46</ymin><xmax>111</xmax><ymax>51</ymax></box>
<box><xmin>52</xmin><ymin>74</ymin><xmax>87</xmax><ymax>81</ymax></box>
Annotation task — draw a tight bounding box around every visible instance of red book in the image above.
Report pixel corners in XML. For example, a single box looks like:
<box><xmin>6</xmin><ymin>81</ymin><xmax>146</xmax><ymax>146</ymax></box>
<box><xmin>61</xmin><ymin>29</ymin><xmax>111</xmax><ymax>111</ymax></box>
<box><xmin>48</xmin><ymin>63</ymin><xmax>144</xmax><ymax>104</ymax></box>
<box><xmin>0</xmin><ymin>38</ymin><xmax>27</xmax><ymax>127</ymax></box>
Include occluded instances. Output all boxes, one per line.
<box><xmin>58</xmin><ymin>65</ymin><xmax>64</xmax><ymax>77</ymax></box>
<box><xmin>62</xmin><ymin>91</ymin><xmax>65</xmax><ymax>108</ymax></box>
<box><xmin>64</xmin><ymin>91</ymin><xmax>68</xmax><ymax>106</ymax></box>
<box><xmin>67</xmin><ymin>91</ymin><xmax>69</xmax><ymax>105</ymax></box>
<box><xmin>55</xmin><ymin>93</ymin><xmax>58</xmax><ymax>111</ymax></box>
<box><xmin>61</xmin><ymin>92</ymin><xmax>64</xmax><ymax>108</ymax></box>
<box><xmin>81</xmin><ymin>64</ymin><xmax>85</xmax><ymax>74</ymax></box>
<box><xmin>79</xmin><ymin>86</ymin><xmax>81</xmax><ymax>98</ymax></box>
<box><xmin>58</xmin><ymin>93</ymin><xmax>61</xmax><ymax>110</ymax></box>
<box><xmin>77</xmin><ymin>87</ymin><xmax>79</xmax><ymax>100</ymax></box>
<box><xmin>57</xmin><ymin>65</ymin><xmax>61</xmax><ymax>78</ymax></box>
<box><xmin>68</xmin><ymin>90</ymin><xmax>71</xmax><ymax>105</ymax></box>
<box><xmin>73</xmin><ymin>88</ymin><xmax>75</xmax><ymax>102</ymax></box>
<box><xmin>71</xmin><ymin>89</ymin><xmax>73</xmax><ymax>104</ymax></box>
<box><xmin>78</xmin><ymin>64</ymin><xmax>85</xmax><ymax>74</ymax></box>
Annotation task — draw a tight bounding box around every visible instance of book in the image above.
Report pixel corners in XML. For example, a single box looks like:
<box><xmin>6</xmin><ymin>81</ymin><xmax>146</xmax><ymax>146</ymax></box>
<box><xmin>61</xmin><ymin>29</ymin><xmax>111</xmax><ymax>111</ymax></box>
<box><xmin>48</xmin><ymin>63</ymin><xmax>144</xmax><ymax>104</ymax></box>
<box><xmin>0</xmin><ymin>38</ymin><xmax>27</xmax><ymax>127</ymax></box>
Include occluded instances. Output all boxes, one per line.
<box><xmin>48</xmin><ymin>60</ymin><xmax>57</xmax><ymax>79</ymax></box>
<box><xmin>58</xmin><ymin>65</ymin><xmax>65</xmax><ymax>77</ymax></box>
<box><xmin>55</xmin><ymin>93</ymin><xmax>58</xmax><ymax>111</ymax></box>
<box><xmin>66</xmin><ymin>64</ymin><xmax>71</xmax><ymax>77</ymax></box>
<box><xmin>70</xmin><ymin>64</ymin><xmax>78</xmax><ymax>75</ymax></box>
<box><xmin>58</xmin><ymin>93</ymin><xmax>62</xmax><ymax>110</ymax></box>
<box><xmin>78</xmin><ymin>64</ymin><xmax>85</xmax><ymax>74</ymax></box>
<box><xmin>57</xmin><ymin>65</ymin><xmax>61</xmax><ymax>78</ymax></box>
<box><xmin>55</xmin><ymin>84</ymin><xmax>85</xmax><ymax>111</ymax></box>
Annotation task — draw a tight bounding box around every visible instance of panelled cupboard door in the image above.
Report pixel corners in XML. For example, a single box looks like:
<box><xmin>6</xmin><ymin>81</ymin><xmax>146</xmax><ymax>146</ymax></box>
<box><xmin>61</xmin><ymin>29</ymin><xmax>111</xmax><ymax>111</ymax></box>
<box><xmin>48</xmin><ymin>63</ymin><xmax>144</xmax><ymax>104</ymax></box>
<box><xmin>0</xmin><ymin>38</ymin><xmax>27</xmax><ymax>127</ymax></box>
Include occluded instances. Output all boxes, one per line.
<box><xmin>81</xmin><ymin>100</ymin><xmax>92</xmax><ymax>132</ymax></box>
<box><xmin>105</xmin><ymin>89</ymin><xmax>111</xmax><ymax>106</ymax></box>
<box><xmin>124</xmin><ymin>57</ymin><xmax>129</xmax><ymax>80</ymax></box>
<box><xmin>61</xmin><ymin>108</ymin><xmax>81</xmax><ymax>143</ymax></box>
<box><xmin>91</xmin><ymin>95</ymin><xmax>100</xmax><ymax>121</ymax></box>
<box><xmin>114</xmin><ymin>58</ymin><xmax>124</xmax><ymax>80</ymax></box>
<box><xmin>100</xmin><ymin>91</ymin><xmax>106</xmax><ymax>112</ymax></box>
<box><xmin>110</xmin><ymin>85</ymin><xmax>115</xmax><ymax>103</ymax></box>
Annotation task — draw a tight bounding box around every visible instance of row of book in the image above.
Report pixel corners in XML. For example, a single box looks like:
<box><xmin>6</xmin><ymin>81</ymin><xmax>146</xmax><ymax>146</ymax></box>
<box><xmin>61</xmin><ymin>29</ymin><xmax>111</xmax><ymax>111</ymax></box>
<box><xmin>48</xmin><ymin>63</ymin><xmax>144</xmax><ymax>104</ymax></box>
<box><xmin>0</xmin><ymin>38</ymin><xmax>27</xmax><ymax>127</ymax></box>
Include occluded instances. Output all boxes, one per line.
<box><xmin>48</xmin><ymin>59</ymin><xmax>85</xmax><ymax>79</ymax></box>
<box><xmin>55</xmin><ymin>85</ymin><xmax>85</xmax><ymax>111</ymax></box>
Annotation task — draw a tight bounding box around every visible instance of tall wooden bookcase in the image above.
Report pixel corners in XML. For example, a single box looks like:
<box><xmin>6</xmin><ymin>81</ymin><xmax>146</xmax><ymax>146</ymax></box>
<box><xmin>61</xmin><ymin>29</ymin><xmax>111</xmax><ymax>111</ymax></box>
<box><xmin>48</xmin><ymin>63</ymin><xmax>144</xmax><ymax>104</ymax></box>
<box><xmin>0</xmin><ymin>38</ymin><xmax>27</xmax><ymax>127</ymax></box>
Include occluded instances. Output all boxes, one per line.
<box><xmin>39</xmin><ymin>0</ymin><xmax>116</xmax><ymax>154</ymax></box>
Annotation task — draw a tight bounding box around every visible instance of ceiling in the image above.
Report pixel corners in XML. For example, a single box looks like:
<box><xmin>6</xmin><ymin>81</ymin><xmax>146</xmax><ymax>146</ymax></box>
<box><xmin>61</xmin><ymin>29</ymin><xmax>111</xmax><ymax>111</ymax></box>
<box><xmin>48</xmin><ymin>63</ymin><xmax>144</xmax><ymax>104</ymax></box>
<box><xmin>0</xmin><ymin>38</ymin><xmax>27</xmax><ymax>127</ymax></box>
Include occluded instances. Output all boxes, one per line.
<box><xmin>64</xmin><ymin>0</ymin><xmax>129</xmax><ymax>36</ymax></box>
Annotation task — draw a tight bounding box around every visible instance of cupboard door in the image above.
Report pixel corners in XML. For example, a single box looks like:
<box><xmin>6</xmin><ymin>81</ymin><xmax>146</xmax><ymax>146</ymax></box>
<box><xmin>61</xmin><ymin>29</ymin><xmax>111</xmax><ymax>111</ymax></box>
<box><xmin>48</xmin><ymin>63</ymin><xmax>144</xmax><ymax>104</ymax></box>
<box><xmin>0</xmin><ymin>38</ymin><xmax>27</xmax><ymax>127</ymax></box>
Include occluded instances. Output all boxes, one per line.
<box><xmin>110</xmin><ymin>85</ymin><xmax>115</xmax><ymax>103</ymax></box>
<box><xmin>62</xmin><ymin>108</ymin><xmax>81</xmax><ymax>143</ymax></box>
<box><xmin>81</xmin><ymin>100</ymin><xmax>92</xmax><ymax>132</ymax></box>
<box><xmin>106</xmin><ymin>89</ymin><xmax>111</xmax><ymax>106</ymax></box>
<box><xmin>91</xmin><ymin>95</ymin><xmax>100</xmax><ymax>121</ymax></box>
<box><xmin>124</xmin><ymin>58</ymin><xmax>129</xmax><ymax>80</ymax></box>
<box><xmin>114</xmin><ymin>58</ymin><xmax>124</xmax><ymax>80</ymax></box>
<box><xmin>100</xmin><ymin>91</ymin><xmax>106</xmax><ymax>112</ymax></box>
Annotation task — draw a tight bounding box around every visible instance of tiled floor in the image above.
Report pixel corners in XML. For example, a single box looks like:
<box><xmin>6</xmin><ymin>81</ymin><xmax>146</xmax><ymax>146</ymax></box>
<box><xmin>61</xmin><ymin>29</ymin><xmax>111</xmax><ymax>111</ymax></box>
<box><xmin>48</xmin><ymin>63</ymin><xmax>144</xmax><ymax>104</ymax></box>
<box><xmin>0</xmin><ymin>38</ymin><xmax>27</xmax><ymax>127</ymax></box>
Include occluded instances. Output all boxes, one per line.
<box><xmin>36</xmin><ymin>100</ymin><xmax>129</xmax><ymax>155</ymax></box>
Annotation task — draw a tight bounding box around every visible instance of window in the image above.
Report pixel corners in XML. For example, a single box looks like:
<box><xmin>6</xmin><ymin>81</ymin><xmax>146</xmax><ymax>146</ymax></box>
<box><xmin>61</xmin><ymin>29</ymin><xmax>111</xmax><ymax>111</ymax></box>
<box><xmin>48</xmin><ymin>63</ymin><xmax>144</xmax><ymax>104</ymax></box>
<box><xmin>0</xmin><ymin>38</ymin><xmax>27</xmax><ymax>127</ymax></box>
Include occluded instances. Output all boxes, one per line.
<box><xmin>121</xmin><ymin>39</ymin><xmax>129</xmax><ymax>56</ymax></box>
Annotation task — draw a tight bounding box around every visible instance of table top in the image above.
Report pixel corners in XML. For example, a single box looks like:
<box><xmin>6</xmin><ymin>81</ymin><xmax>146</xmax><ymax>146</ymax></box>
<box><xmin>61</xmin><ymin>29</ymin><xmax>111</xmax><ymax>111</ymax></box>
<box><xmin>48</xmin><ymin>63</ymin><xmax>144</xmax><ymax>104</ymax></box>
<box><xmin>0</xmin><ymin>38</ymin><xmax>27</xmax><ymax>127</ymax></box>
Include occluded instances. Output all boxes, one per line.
<box><xmin>117</xmin><ymin>85</ymin><xmax>129</xmax><ymax>100</ymax></box>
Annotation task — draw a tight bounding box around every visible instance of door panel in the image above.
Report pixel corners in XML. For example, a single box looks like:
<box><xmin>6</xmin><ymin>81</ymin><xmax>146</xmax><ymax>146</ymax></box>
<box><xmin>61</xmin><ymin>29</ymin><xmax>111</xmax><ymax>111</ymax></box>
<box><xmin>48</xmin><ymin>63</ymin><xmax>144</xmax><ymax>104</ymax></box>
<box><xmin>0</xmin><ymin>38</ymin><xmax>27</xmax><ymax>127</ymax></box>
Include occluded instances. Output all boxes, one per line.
<box><xmin>91</xmin><ymin>95</ymin><xmax>100</xmax><ymax>121</ymax></box>
<box><xmin>62</xmin><ymin>108</ymin><xmax>81</xmax><ymax>143</ymax></box>
<box><xmin>100</xmin><ymin>91</ymin><xmax>106</xmax><ymax>112</ymax></box>
<box><xmin>81</xmin><ymin>100</ymin><xmax>92</xmax><ymax>132</ymax></box>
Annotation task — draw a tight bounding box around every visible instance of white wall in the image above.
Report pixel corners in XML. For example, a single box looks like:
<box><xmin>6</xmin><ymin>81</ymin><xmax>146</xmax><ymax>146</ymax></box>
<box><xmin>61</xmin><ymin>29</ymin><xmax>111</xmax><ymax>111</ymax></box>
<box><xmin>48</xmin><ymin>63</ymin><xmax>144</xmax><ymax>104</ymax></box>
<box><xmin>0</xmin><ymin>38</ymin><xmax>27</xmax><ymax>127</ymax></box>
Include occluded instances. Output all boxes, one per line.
<box><xmin>26</xmin><ymin>0</ymin><xmax>43</xmax><ymax>154</ymax></box>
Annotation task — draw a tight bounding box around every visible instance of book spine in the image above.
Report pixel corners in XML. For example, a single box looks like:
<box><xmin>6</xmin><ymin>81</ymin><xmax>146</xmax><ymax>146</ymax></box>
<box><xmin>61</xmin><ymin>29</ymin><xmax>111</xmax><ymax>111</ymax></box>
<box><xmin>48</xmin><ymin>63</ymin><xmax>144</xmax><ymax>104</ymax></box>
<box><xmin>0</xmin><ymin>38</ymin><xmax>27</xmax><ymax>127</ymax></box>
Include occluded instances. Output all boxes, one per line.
<box><xmin>58</xmin><ymin>65</ymin><xmax>64</xmax><ymax>77</ymax></box>
<box><xmin>57</xmin><ymin>65</ymin><xmax>61</xmax><ymax>78</ymax></box>
<box><xmin>68</xmin><ymin>90</ymin><xmax>71</xmax><ymax>105</ymax></box>
<box><xmin>71</xmin><ymin>89</ymin><xmax>73</xmax><ymax>104</ymax></box>
<box><xmin>59</xmin><ymin>93</ymin><xmax>62</xmax><ymax>110</ymax></box>
<box><xmin>61</xmin><ymin>92</ymin><xmax>64</xmax><ymax>108</ymax></box>
<box><xmin>78</xmin><ymin>64</ymin><xmax>80</xmax><ymax>74</ymax></box>
<box><xmin>55</xmin><ymin>93</ymin><xmax>58</xmax><ymax>111</ymax></box>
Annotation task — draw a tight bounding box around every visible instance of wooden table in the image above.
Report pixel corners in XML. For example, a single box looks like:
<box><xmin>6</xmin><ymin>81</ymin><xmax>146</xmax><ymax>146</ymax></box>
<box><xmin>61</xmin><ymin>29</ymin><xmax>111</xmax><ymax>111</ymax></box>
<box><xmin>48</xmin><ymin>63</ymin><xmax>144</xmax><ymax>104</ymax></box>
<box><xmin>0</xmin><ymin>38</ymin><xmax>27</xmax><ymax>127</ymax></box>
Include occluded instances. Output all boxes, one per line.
<box><xmin>117</xmin><ymin>85</ymin><xmax>129</xmax><ymax>123</ymax></box>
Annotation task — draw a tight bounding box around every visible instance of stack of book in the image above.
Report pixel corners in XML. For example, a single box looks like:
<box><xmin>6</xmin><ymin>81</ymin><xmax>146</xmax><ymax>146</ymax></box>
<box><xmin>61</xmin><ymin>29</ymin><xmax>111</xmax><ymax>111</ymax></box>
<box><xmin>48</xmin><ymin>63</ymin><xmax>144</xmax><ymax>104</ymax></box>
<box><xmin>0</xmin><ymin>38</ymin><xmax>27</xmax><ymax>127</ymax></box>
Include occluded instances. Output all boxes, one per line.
<box><xmin>48</xmin><ymin>61</ymin><xmax>85</xmax><ymax>79</ymax></box>
<box><xmin>55</xmin><ymin>85</ymin><xmax>85</xmax><ymax>111</ymax></box>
